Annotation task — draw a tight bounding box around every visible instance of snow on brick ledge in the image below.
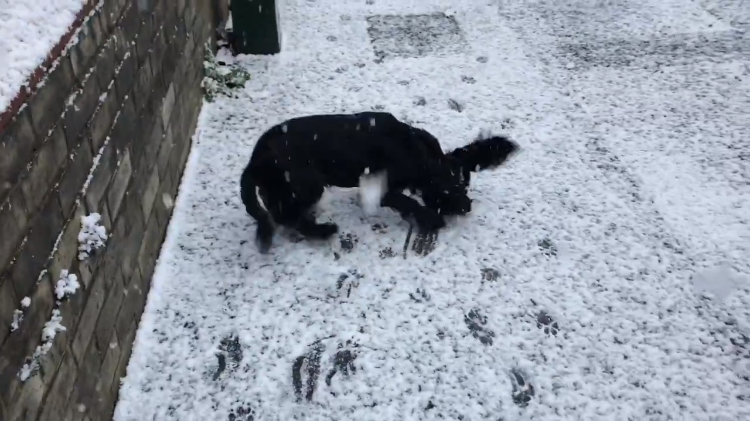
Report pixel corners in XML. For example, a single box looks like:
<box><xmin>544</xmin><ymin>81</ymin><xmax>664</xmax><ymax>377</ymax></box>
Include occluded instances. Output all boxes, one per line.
<box><xmin>0</xmin><ymin>0</ymin><xmax>98</xmax><ymax>132</ymax></box>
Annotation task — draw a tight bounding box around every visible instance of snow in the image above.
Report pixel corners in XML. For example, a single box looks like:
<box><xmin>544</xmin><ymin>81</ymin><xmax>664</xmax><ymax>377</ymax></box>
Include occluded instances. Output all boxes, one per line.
<box><xmin>18</xmin><ymin>309</ymin><xmax>66</xmax><ymax>381</ymax></box>
<box><xmin>0</xmin><ymin>1</ymin><xmax>87</xmax><ymax>113</ymax></box>
<box><xmin>55</xmin><ymin>269</ymin><xmax>80</xmax><ymax>300</ymax></box>
<box><xmin>10</xmin><ymin>309</ymin><xmax>23</xmax><ymax>332</ymax></box>
<box><xmin>10</xmin><ymin>296</ymin><xmax>31</xmax><ymax>332</ymax></box>
<box><xmin>115</xmin><ymin>0</ymin><xmax>750</xmax><ymax>420</ymax></box>
<box><xmin>77</xmin><ymin>213</ymin><xmax>108</xmax><ymax>260</ymax></box>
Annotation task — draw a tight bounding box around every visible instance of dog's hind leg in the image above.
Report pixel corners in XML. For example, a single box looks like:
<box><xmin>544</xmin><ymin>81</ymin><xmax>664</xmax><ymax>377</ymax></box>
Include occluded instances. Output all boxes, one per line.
<box><xmin>279</xmin><ymin>166</ymin><xmax>340</xmax><ymax>241</ymax></box>
<box><xmin>240</xmin><ymin>169</ymin><xmax>276</xmax><ymax>253</ymax></box>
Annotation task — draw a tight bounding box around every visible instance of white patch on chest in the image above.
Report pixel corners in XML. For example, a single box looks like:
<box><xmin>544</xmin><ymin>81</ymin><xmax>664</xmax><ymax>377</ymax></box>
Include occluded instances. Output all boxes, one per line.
<box><xmin>370</xmin><ymin>118</ymin><xmax>376</xmax><ymax>127</ymax></box>
<box><xmin>359</xmin><ymin>169</ymin><xmax>388</xmax><ymax>216</ymax></box>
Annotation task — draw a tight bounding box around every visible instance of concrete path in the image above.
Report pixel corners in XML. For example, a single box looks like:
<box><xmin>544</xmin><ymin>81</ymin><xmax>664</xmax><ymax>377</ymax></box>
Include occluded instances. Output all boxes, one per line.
<box><xmin>115</xmin><ymin>1</ymin><xmax>750</xmax><ymax>419</ymax></box>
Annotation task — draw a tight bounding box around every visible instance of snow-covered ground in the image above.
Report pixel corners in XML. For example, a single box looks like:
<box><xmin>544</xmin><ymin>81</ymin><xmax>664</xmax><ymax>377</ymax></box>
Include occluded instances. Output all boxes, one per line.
<box><xmin>114</xmin><ymin>0</ymin><xmax>750</xmax><ymax>419</ymax></box>
<box><xmin>0</xmin><ymin>0</ymin><xmax>86</xmax><ymax>113</ymax></box>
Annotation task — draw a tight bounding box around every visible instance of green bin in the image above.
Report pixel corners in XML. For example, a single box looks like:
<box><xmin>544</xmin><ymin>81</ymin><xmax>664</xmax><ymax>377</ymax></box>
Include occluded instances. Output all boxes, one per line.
<box><xmin>230</xmin><ymin>0</ymin><xmax>281</xmax><ymax>55</ymax></box>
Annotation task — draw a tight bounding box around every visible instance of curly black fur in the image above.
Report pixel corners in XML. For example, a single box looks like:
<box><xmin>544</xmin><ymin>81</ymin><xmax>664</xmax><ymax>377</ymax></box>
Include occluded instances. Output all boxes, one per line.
<box><xmin>240</xmin><ymin>112</ymin><xmax>519</xmax><ymax>253</ymax></box>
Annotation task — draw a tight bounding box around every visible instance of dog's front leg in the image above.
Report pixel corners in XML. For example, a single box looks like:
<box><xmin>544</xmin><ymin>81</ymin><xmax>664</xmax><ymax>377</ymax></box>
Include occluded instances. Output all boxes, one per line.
<box><xmin>295</xmin><ymin>212</ymin><xmax>339</xmax><ymax>240</ymax></box>
<box><xmin>381</xmin><ymin>191</ymin><xmax>445</xmax><ymax>232</ymax></box>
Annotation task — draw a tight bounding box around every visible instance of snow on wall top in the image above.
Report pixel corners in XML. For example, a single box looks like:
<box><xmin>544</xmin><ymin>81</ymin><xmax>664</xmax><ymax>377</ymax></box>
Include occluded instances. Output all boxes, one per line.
<box><xmin>0</xmin><ymin>0</ymin><xmax>88</xmax><ymax>121</ymax></box>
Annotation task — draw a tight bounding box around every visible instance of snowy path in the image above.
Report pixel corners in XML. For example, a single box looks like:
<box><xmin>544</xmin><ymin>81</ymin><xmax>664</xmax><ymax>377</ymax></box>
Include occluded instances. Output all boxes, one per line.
<box><xmin>114</xmin><ymin>0</ymin><xmax>750</xmax><ymax>419</ymax></box>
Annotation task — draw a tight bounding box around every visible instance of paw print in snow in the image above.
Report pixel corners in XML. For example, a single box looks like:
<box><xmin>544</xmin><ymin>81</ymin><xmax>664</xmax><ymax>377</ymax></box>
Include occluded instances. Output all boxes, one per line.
<box><xmin>464</xmin><ymin>309</ymin><xmax>495</xmax><ymax>346</ymax></box>
<box><xmin>371</xmin><ymin>223</ymin><xmax>388</xmax><ymax>234</ymax></box>
<box><xmin>509</xmin><ymin>368</ymin><xmax>535</xmax><ymax>407</ymax></box>
<box><xmin>481</xmin><ymin>268</ymin><xmax>500</xmax><ymax>281</ymax></box>
<box><xmin>325</xmin><ymin>340</ymin><xmax>359</xmax><ymax>392</ymax></box>
<box><xmin>414</xmin><ymin>96</ymin><xmax>427</xmax><ymax>106</ymax></box>
<box><xmin>500</xmin><ymin>117</ymin><xmax>515</xmax><ymax>130</ymax></box>
<box><xmin>538</xmin><ymin>238</ymin><xmax>557</xmax><ymax>256</ymax></box>
<box><xmin>379</xmin><ymin>247</ymin><xmax>396</xmax><ymax>259</ymax></box>
<box><xmin>337</xmin><ymin>269</ymin><xmax>363</xmax><ymax>298</ymax></box>
<box><xmin>228</xmin><ymin>405</ymin><xmax>255</xmax><ymax>421</ymax></box>
<box><xmin>461</xmin><ymin>75</ymin><xmax>476</xmax><ymax>84</ymax></box>
<box><xmin>536</xmin><ymin>310</ymin><xmax>559</xmax><ymax>336</ymax></box>
<box><xmin>448</xmin><ymin>99</ymin><xmax>464</xmax><ymax>113</ymax></box>
<box><xmin>339</xmin><ymin>233</ymin><xmax>358</xmax><ymax>252</ymax></box>
<box><xmin>409</xmin><ymin>288</ymin><xmax>431</xmax><ymax>303</ymax></box>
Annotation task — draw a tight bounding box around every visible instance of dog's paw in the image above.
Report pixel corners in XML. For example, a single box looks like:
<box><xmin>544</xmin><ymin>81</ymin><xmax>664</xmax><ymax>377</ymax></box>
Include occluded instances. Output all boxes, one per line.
<box><xmin>317</xmin><ymin>223</ymin><xmax>339</xmax><ymax>238</ymax></box>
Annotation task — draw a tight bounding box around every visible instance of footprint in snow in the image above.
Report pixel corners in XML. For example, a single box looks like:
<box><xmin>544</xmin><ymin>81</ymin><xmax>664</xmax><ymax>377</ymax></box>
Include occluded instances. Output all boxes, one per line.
<box><xmin>212</xmin><ymin>334</ymin><xmax>243</xmax><ymax>380</ymax></box>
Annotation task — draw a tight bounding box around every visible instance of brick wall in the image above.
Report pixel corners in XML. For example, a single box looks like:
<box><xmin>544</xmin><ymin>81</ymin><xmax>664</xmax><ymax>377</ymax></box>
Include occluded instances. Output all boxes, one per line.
<box><xmin>0</xmin><ymin>0</ymin><xmax>216</xmax><ymax>420</ymax></box>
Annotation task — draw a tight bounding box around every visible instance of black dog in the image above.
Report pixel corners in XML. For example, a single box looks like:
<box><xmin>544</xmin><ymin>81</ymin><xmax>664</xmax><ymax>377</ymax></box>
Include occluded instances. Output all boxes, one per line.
<box><xmin>240</xmin><ymin>112</ymin><xmax>519</xmax><ymax>253</ymax></box>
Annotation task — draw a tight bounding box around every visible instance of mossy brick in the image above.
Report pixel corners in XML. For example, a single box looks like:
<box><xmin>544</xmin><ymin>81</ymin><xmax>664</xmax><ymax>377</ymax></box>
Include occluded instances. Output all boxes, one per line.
<box><xmin>91</xmin><ymin>330</ymin><xmax>121</xmax><ymax>419</ymax></box>
<box><xmin>69</xmin><ymin>341</ymin><xmax>103</xmax><ymax>413</ymax></box>
<box><xmin>57</xmin><ymin>136</ymin><xmax>94</xmax><ymax>220</ymax></box>
<box><xmin>94</xmin><ymin>273</ymin><xmax>124</xmax><ymax>357</ymax></box>
<box><xmin>0</xmin><ymin>188</ymin><xmax>30</xmax><ymax>273</ymax></box>
<box><xmin>106</xmin><ymin>148</ymin><xmax>133</xmax><ymax>219</ymax></box>
<box><xmin>140</xmin><ymin>163</ymin><xmax>160</xmax><ymax>223</ymax></box>
<box><xmin>10</xmin><ymin>195</ymin><xmax>64</xmax><ymax>299</ymax></box>
<box><xmin>137</xmin><ymin>204</ymin><xmax>164</xmax><ymax>284</ymax></box>
<box><xmin>69</xmin><ymin>20</ymin><xmax>99</xmax><ymax>82</ymax></box>
<box><xmin>115</xmin><ymin>269</ymin><xmax>142</xmax><ymax>347</ymax></box>
<box><xmin>0</xmin><ymin>274</ymin><xmax>54</xmax><ymax>403</ymax></box>
<box><xmin>37</xmin><ymin>349</ymin><xmax>78</xmax><ymax>421</ymax></box>
<box><xmin>89</xmin><ymin>8</ymin><xmax>107</xmax><ymax>49</ymax></box>
<box><xmin>0</xmin><ymin>279</ymin><xmax>17</xmax><ymax>347</ymax></box>
<box><xmin>112</xmin><ymin>318</ymin><xmax>136</xmax><ymax>405</ymax></box>
<box><xmin>109</xmin><ymin>96</ymin><xmax>137</xmax><ymax>153</ymax></box>
<box><xmin>28</xmin><ymin>57</ymin><xmax>75</xmax><ymax>138</ymax></box>
<box><xmin>105</xmin><ymin>0</ymin><xmax>129</xmax><ymax>29</ymax></box>
<box><xmin>160</xmin><ymin>83</ymin><xmax>175</xmax><ymax>131</ymax></box>
<box><xmin>0</xmin><ymin>108</ymin><xmax>38</xmax><ymax>202</ymax></box>
<box><xmin>6</xmin><ymin>372</ymin><xmax>45</xmax><ymax>421</ymax></box>
<box><xmin>88</xmin><ymin>81</ymin><xmax>119</xmax><ymax>152</ymax></box>
<box><xmin>70</xmin><ymin>273</ymin><xmax>107</xmax><ymax>364</ymax></box>
<box><xmin>36</xmin><ymin>326</ymin><xmax>68</xmax><ymax>388</ymax></box>
<box><xmin>132</xmin><ymin>56</ymin><xmax>154</xmax><ymax>114</ymax></box>
<box><xmin>48</xmin><ymin>204</ymin><xmax>86</xmax><ymax>285</ymax></box>
<box><xmin>135</xmin><ymin>14</ymin><xmax>155</xmax><ymax>66</ymax></box>
<box><xmin>119</xmin><ymin>3</ymin><xmax>140</xmax><ymax>42</ymax></box>
<box><xmin>63</xmin><ymin>71</ymin><xmax>102</xmax><ymax>149</ymax></box>
<box><xmin>156</xmin><ymin>125</ymin><xmax>174</xmax><ymax>181</ymax></box>
<box><xmin>84</xmin><ymin>141</ymin><xmax>116</xmax><ymax>213</ymax></box>
<box><xmin>18</xmin><ymin>124</ymin><xmax>68</xmax><ymax>213</ymax></box>
<box><xmin>95</xmin><ymin>40</ymin><xmax>117</xmax><ymax>92</ymax></box>
<box><xmin>153</xmin><ymin>169</ymin><xmax>175</xmax><ymax>230</ymax></box>
<box><xmin>114</xmin><ymin>53</ymin><xmax>137</xmax><ymax>105</ymax></box>
<box><xmin>117</xmin><ymin>192</ymin><xmax>146</xmax><ymax>282</ymax></box>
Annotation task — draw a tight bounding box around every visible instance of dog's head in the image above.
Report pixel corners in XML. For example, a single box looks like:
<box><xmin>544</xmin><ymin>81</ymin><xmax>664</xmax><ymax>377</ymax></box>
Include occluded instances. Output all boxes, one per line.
<box><xmin>420</xmin><ymin>162</ymin><xmax>473</xmax><ymax>216</ymax></box>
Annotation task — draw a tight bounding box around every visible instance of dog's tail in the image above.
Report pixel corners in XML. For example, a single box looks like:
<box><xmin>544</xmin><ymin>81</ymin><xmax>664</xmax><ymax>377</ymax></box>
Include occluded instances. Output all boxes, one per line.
<box><xmin>240</xmin><ymin>166</ymin><xmax>275</xmax><ymax>254</ymax></box>
<box><xmin>447</xmin><ymin>133</ymin><xmax>520</xmax><ymax>174</ymax></box>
